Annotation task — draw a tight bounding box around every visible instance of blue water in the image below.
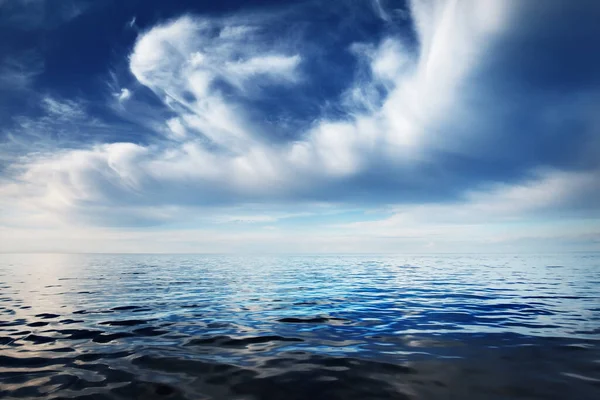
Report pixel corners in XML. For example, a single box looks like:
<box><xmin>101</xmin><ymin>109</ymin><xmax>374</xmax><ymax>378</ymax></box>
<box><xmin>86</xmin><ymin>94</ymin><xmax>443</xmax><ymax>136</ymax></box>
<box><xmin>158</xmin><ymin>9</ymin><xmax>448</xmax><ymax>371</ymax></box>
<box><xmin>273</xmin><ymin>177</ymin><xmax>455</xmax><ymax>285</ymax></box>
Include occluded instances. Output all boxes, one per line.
<box><xmin>1</xmin><ymin>253</ymin><xmax>599</xmax><ymax>399</ymax></box>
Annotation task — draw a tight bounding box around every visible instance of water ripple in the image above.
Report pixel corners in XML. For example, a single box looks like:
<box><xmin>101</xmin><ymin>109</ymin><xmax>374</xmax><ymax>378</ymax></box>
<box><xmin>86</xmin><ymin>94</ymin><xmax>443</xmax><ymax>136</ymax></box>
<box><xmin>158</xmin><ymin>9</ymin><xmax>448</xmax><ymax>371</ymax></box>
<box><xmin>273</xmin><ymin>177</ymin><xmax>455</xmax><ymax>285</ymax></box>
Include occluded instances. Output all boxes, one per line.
<box><xmin>0</xmin><ymin>253</ymin><xmax>599</xmax><ymax>399</ymax></box>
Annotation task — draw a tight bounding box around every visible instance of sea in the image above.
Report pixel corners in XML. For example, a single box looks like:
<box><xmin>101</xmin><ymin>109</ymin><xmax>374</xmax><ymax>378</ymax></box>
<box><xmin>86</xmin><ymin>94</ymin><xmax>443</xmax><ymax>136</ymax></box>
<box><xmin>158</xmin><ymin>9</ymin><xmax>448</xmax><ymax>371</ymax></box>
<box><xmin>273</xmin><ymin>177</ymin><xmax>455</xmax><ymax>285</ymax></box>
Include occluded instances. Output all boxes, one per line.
<box><xmin>1</xmin><ymin>253</ymin><xmax>599</xmax><ymax>399</ymax></box>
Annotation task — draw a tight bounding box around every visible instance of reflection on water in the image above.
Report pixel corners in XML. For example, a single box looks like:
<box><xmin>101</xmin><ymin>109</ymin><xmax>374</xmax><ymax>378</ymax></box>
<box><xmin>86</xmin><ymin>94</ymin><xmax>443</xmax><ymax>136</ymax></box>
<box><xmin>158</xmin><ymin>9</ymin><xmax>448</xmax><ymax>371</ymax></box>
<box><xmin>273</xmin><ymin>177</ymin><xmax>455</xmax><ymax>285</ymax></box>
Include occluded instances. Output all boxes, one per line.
<box><xmin>1</xmin><ymin>253</ymin><xmax>599</xmax><ymax>399</ymax></box>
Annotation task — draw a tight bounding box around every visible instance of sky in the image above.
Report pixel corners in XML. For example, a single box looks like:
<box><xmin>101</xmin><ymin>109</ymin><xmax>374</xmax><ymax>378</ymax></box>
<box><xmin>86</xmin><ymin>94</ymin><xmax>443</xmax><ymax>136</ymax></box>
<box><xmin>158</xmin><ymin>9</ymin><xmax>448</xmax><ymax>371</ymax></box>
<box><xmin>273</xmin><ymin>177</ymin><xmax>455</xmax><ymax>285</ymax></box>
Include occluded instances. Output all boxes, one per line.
<box><xmin>0</xmin><ymin>0</ymin><xmax>599</xmax><ymax>253</ymax></box>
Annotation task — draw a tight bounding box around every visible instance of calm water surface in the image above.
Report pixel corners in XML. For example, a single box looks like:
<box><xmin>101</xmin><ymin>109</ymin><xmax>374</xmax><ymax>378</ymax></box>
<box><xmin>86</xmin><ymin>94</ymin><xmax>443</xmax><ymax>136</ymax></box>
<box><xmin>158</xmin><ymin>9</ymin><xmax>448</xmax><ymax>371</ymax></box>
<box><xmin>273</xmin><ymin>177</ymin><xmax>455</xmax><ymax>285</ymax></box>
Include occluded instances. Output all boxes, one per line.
<box><xmin>1</xmin><ymin>253</ymin><xmax>599</xmax><ymax>399</ymax></box>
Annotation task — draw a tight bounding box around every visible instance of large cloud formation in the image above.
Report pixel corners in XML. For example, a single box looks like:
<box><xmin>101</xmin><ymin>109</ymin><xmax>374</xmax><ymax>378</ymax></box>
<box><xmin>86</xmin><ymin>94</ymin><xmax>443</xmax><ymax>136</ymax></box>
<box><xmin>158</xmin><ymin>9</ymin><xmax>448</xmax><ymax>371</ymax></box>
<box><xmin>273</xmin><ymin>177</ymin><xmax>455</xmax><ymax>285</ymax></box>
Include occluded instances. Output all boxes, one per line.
<box><xmin>1</xmin><ymin>0</ymin><xmax>599</xmax><ymax>234</ymax></box>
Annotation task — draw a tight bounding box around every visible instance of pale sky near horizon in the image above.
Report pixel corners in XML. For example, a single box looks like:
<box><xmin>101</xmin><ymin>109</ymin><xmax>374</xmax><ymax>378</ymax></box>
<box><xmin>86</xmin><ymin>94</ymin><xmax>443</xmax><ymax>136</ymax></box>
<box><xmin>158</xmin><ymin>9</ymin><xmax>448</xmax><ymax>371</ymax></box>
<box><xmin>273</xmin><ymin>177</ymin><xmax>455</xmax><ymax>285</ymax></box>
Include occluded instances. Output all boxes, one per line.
<box><xmin>1</xmin><ymin>0</ymin><xmax>599</xmax><ymax>253</ymax></box>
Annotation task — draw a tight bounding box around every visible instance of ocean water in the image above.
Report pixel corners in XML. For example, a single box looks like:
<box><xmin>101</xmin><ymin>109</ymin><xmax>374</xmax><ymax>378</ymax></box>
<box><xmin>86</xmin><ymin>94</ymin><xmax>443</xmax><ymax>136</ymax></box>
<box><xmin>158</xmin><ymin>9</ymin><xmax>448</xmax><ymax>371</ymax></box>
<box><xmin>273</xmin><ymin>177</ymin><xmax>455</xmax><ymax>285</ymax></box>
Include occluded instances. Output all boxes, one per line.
<box><xmin>0</xmin><ymin>253</ymin><xmax>599</xmax><ymax>399</ymax></box>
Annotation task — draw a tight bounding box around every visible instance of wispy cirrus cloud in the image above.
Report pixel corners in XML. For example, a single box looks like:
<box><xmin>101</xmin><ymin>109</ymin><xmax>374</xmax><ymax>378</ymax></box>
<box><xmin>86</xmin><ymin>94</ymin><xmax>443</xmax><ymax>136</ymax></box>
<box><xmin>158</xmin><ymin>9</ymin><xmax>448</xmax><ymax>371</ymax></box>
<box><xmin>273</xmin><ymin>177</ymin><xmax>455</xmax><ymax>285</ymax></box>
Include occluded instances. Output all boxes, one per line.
<box><xmin>2</xmin><ymin>96</ymin><xmax>102</xmax><ymax>153</ymax></box>
<box><xmin>0</xmin><ymin>51</ymin><xmax>44</xmax><ymax>92</ymax></box>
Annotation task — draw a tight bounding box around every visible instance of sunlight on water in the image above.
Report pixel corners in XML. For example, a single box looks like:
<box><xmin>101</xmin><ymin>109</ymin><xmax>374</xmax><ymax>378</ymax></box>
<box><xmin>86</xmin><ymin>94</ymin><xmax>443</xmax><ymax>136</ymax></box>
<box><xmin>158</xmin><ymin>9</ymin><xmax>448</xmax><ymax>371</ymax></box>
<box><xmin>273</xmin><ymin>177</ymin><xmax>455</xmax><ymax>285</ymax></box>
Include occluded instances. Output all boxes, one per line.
<box><xmin>1</xmin><ymin>253</ymin><xmax>599</xmax><ymax>399</ymax></box>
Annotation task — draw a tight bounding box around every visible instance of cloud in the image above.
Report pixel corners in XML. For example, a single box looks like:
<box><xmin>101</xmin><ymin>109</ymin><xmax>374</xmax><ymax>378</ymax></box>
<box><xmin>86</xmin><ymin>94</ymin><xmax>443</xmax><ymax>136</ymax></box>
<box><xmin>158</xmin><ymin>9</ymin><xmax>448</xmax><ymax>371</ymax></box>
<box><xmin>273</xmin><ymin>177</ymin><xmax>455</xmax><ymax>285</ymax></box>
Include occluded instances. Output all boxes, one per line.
<box><xmin>224</xmin><ymin>54</ymin><xmax>301</xmax><ymax>82</ymax></box>
<box><xmin>0</xmin><ymin>0</ymin><xmax>599</xmax><ymax>239</ymax></box>
<box><xmin>343</xmin><ymin>168</ymin><xmax>600</xmax><ymax>232</ymax></box>
<box><xmin>326</xmin><ymin>168</ymin><xmax>600</xmax><ymax>252</ymax></box>
<box><xmin>0</xmin><ymin>51</ymin><xmax>44</xmax><ymax>91</ymax></box>
<box><xmin>2</xmin><ymin>96</ymin><xmax>100</xmax><ymax>151</ymax></box>
<box><xmin>116</xmin><ymin>88</ymin><xmax>132</xmax><ymax>102</ymax></box>
<box><xmin>42</xmin><ymin>96</ymin><xmax>87</xmax><ymax>119</ymax></box>
<box><xmin>128</xmin><ymin>15</ymin><xmax>304</xmax><ymax>152</ymax></box>
<box><xmin>128</xmin><ymin>16</ymin><xmax>137</xmax><ymax>29</ymax></box>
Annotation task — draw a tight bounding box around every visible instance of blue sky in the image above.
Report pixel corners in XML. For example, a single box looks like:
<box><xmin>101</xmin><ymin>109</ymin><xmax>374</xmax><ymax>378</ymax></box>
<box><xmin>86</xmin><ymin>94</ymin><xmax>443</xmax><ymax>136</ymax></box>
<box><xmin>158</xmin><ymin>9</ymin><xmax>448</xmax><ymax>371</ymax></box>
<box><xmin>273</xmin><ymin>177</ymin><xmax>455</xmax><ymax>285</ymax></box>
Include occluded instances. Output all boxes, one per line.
<box><xmin>0</xmin><ymin>0</ymin><xmax>599</xmax><ymax>253</ymax></box>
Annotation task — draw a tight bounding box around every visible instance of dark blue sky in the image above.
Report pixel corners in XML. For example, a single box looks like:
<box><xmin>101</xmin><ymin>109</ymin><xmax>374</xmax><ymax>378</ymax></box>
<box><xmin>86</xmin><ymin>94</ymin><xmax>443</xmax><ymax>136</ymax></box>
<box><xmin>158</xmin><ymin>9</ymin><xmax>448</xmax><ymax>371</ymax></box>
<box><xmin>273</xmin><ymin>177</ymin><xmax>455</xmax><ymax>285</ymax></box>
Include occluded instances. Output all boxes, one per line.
<box><xmin>1</xmin><ymin>0</ymin><xmax>411</xmax><ymax>132</ymax></box>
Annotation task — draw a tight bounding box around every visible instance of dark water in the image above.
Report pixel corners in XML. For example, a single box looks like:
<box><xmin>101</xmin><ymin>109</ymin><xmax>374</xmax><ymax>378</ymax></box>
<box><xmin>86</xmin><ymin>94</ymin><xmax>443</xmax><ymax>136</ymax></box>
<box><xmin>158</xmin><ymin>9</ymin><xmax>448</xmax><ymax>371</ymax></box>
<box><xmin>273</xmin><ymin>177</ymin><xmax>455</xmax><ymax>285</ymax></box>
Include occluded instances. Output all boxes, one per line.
<box><xmin>1</xmin><ymin>253</ymin><xmax>599</xmax><ymax>400</ymax></box>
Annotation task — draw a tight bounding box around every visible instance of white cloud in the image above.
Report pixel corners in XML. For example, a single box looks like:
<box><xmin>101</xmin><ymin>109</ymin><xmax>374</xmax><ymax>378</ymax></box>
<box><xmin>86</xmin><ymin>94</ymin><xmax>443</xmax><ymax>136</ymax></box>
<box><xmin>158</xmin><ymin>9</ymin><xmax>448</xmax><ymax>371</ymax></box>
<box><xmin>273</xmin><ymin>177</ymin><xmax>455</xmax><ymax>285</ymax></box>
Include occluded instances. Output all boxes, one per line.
<box><xmin>224</xmin><ymin>54</ymin><xmax>301</xmax><ymax>82</ymax></box>
<box><xmin>42</xmin><ymin>96</ymin><xmax>86</xmax><ymax>119</ymax></box>
<box><xmin>0</xmin><ymin>95</ymin><xmax>112</xmax><ymax>167</ymax></box>
<box><xmin>339</xmin><ymin>168</ymin><xmax>600</xmax><ymax>235</ymax></box>
<box><xmin>370</xmin><ymin>38</ymin><xmax>410</xmax><ymax>82</ymax></box>
<box><xmin>0</xmin><ymin>1</ymin><xmax>534</xmax><ymax>217</ymax></box>
<box><xmin>1</xmin><ymin>0</ymin><xmax>599</xmax><ymax>255</ymax></box>
<box><xmin>165</xmin><ymin>118</ymin><xmax>186</xmax><ymax>139</ymax></box>
<box><xmin>116</xmin><ymin>88</ymin><xmax>131</xmax><ymax>102</ymax></box>
<box><xmin>371</xmin><ymin>0</ymin><xmax>392</xmax><ymax>22</ymax></box>
<box><xmin>128</xmin><ymin>15</ymin><xmax>304</xmax><ymax>153</ymax></box>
